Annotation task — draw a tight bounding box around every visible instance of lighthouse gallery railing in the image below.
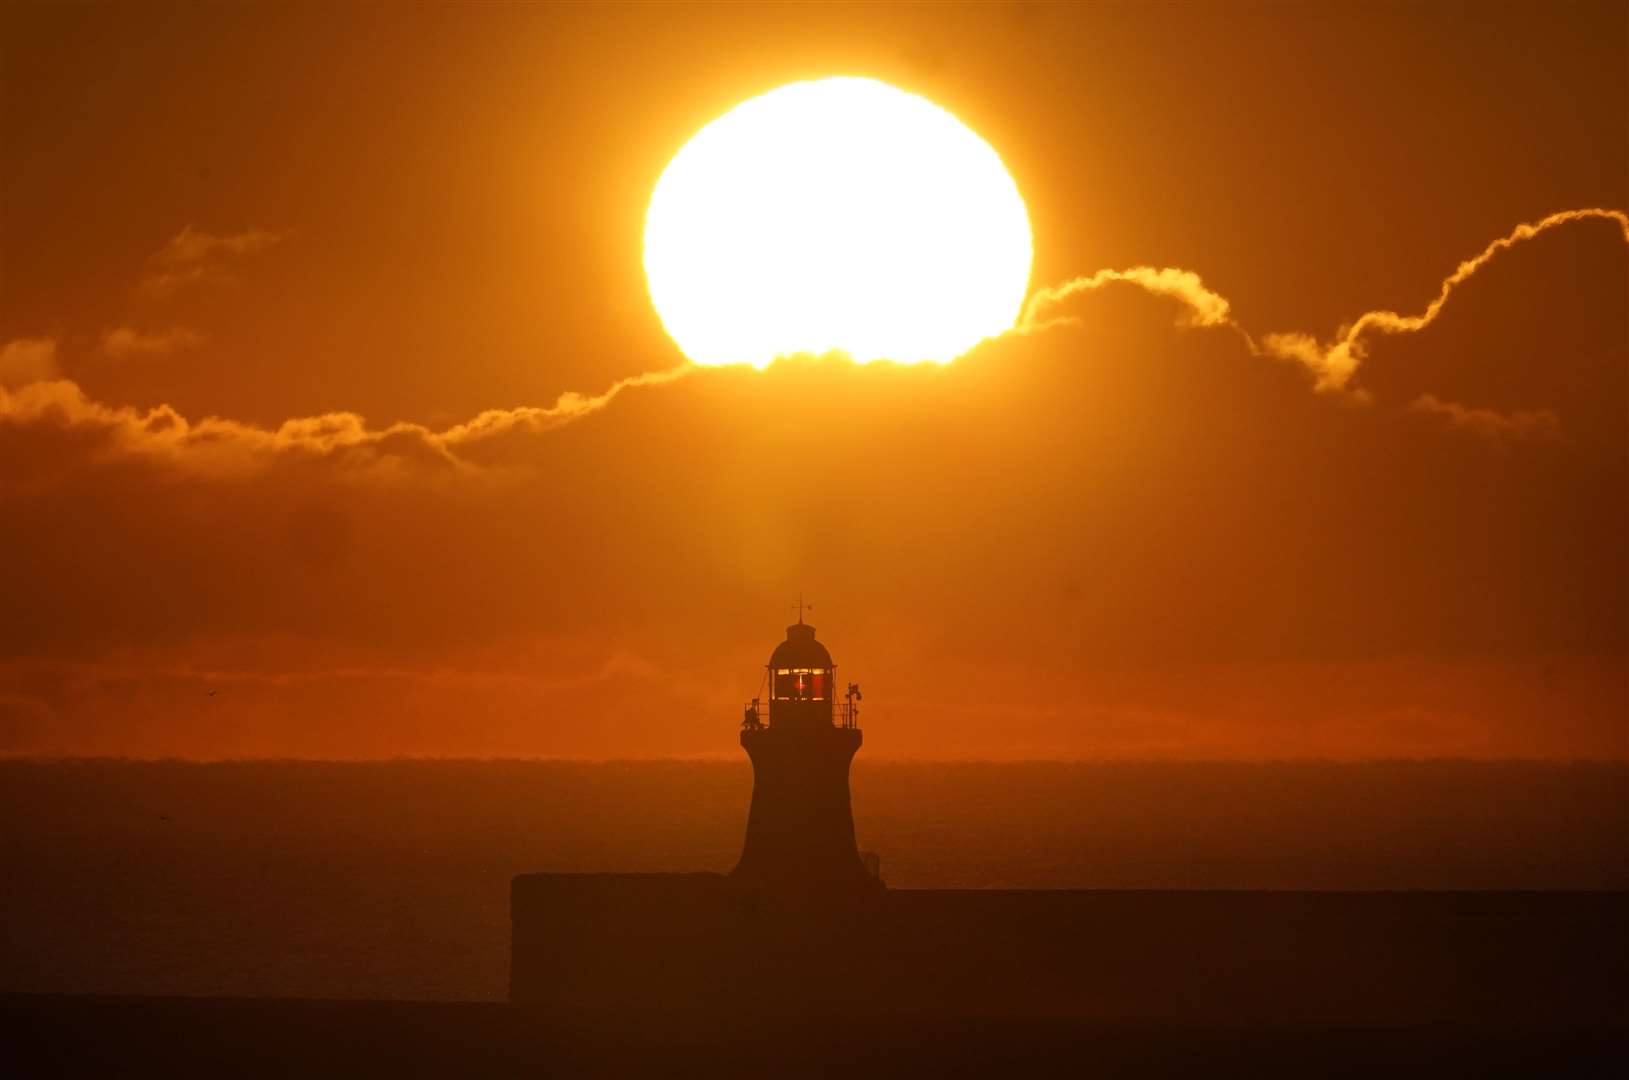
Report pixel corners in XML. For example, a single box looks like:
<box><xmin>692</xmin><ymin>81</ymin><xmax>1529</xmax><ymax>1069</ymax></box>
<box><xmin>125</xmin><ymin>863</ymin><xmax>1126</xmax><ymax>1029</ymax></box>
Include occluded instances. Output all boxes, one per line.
<box><xmin>741</xmin><ymin>700</ymin><xmax>858</xmax><ymax>730</ymax></box>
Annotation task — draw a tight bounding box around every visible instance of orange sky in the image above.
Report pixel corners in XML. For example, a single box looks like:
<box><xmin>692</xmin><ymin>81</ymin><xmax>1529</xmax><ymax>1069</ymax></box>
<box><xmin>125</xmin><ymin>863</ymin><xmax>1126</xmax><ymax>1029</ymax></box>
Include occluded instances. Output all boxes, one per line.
<box><xmin>2</xmin><ymin>2</ymin><xmax>1624</xmax><ymax>759</ymax></box>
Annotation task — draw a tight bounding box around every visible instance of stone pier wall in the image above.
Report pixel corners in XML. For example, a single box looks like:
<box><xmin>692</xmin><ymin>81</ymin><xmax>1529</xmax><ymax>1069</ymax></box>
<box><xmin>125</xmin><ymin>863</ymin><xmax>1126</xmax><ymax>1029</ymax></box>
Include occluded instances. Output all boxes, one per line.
<box><xmin>512</xmin><ymin>874</ymin><xmax>1625</xmax><ymax>1025</ymax></box>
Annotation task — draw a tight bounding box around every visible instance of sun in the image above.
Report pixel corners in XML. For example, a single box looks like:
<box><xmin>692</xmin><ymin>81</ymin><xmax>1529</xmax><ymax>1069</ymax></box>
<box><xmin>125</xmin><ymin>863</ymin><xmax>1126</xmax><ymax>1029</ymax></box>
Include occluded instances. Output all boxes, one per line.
<box><xmin>644</xmin><ymin>77</ymin><xmax>1033</xmax><ymax>368</ymax></box>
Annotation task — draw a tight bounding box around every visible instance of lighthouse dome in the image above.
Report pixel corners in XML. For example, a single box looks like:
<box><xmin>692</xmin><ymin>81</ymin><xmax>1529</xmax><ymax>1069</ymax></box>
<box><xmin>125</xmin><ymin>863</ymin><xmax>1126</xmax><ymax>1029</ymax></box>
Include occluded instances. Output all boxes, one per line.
<box><xmin>769</xmin><ymin>622</ymin><xmax>833</xmax><ymax>668</ymax></box>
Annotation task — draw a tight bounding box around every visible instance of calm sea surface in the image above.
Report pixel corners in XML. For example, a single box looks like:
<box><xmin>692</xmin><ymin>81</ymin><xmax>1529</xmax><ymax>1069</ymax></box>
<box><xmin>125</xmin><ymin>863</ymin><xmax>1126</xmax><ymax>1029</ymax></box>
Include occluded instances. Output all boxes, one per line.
<box><xmin>2</xmin><ymin>759</ymin><xmax>1623</xmax><ymax>1001</ymax></box>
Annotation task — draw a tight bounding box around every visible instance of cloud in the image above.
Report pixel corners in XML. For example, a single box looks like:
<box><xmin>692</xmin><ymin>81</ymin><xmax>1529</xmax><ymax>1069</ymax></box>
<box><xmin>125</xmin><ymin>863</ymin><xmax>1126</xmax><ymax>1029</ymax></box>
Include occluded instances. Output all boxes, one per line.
<box><xmin>0</xmin><ymin>637</ymin><xmax>696</xmax><ymax>758</ymax></box>
<box><xmin>100</xmin><ymin>326</ymin><xmax>206</xmax><ymax>358</ymax></box>
<box><xmin>1019</xmin><ymin>207</ymin><xmax>1629</xmax><ymax>414</ymax></box>
<box><xmin>1409</xmin><ymin>393</ymin><xmax>1564</xmax><ymax>443</ymax></box>
<box><xmin>7</xmin><ymin>204</ymin><xmax>1621</xmax><ymax>481</ymax></box>
<box><xmin>1023</xmin><ymin>266</ymin><xmax>1240</xmax><ymax>333</ymax></box>
<box><xmin>139</xmin><ymin>225</ymin><xmax>283</xmax><ymax>298</ymax></box>
<box><xmin>1260</xmin><ymin>208</ymin><xmax>1629</xmax><ymax>393</ymax></box>
<box><xmin>0</xmin><ymin>378</ymin><xmax>458</xmax><ymax>478</ymax></box>
<box><xmin>436</xmin><ymin>364</ymin><xmax>694</xmax><ymax>448</ymax></box>
<box><xmin>0</xmin><ymin>647</ymin><xmax>665</xmax><ymax>698</ymax></box>
<box><xmin>0</xmin><ymin>363</ymin><xmax>695</xmax><ymax>479</ymax></box>
<box><xmin>152</xmin><ymin>225</ymin><xmax>282</xmax><ymax>268</ymax></box>
<box><xmin>0</xmin><ymin>338</ymin><xmax>58</xmax><ymax>388</ymax></box>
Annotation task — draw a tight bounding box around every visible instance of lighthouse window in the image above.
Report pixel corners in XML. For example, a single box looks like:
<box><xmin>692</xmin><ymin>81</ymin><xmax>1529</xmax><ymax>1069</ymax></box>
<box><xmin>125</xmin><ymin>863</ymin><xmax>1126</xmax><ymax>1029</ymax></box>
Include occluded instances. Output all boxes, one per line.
<box><xmin>773</xmin><ymin>668</ymin><xmax>831</xmax><ymax>701</ymax></box>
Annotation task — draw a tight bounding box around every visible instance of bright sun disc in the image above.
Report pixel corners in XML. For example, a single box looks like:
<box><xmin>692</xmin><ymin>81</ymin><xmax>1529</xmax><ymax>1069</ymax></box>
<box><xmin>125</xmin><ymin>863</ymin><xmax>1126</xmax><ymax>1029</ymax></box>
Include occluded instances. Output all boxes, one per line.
<box><xmin>644</xmin><ymin>77</ymin><xmax>1033</xmax><ymax>368</ymax></box>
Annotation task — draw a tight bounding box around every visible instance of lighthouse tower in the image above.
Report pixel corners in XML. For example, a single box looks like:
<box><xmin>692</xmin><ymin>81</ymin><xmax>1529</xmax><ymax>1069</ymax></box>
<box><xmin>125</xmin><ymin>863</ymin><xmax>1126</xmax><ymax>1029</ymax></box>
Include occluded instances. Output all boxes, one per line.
<box><xmin>734</xmin><ymin>615</ymin><xmax>877</xmax><ymax>890</ymax></box>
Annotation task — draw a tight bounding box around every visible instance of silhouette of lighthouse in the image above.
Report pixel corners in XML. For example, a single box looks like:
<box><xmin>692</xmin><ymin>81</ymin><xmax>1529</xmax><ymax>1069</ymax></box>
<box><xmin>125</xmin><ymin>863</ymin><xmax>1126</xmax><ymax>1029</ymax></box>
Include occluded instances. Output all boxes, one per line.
<box><xmin>734</xmin><ymin>611</ymin><xmax>879</xmax><ymax>889</ymax></box>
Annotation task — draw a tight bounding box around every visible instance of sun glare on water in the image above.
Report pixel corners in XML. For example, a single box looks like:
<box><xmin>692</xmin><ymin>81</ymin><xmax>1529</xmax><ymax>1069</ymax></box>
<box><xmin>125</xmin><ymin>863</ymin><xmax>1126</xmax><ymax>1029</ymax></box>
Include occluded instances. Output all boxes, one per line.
<box><xmin>644</xmin><ymin>77</ymin><xmax>1033</xmax><ymax>368</ymax></box>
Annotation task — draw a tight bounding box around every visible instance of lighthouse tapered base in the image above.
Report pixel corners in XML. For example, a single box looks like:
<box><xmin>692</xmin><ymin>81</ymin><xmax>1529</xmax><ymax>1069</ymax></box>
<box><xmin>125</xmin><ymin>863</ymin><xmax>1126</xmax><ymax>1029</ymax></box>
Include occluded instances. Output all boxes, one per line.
<box><xmin>733</xmin><ymin>726</ymin><xmax>876</xmax><ymax>891</ymax></box>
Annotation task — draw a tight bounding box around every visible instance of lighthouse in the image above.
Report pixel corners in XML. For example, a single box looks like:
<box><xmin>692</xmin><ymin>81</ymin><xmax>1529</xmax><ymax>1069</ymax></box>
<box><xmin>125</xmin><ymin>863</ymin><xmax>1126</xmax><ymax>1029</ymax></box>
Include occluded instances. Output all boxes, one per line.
<box><xmin>733</xmin><ymin>615</ymin><xmax>878</xmax><ymax>890</ymax></box>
